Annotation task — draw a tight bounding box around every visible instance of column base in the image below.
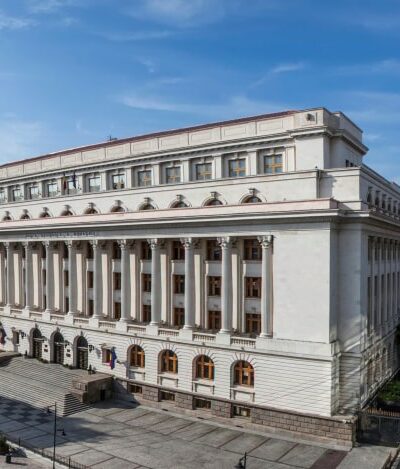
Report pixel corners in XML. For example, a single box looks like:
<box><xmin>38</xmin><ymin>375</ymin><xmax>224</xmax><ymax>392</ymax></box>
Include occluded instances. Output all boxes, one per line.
<box><xmin>216</xmin><ymin>331</ymin><xmax>231</xmax><ymax>345</ymax></box>
<box><xmin>43</xmin><ymin>310</ymin><xmax>52</xmax><ymax>321</ymax></box>
<box><xmin>22</xmin><ymin>307</ymin><xmax>30</xmax><ymax>318</ymax></box>
<box><xmin>67</xmin><ymin>310</ymin><xmax>76</xmax><ymax>317</ymax></box>
<box><xmin>179</xmin><ymin>328</ymin><xmax>193</xmax><ymax>341</ymax></box>
<box><xmin>146</xmin><ymin>324</ymin><xmax>159</xmax><ymax>336</ymax></box>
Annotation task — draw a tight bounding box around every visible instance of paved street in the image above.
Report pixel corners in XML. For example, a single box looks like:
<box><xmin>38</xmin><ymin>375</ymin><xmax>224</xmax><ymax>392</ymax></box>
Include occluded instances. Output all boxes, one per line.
<box><xmin>0</xmin><ymin>397</ymin><xmax>349</xmax><ymax>469</ymax></box>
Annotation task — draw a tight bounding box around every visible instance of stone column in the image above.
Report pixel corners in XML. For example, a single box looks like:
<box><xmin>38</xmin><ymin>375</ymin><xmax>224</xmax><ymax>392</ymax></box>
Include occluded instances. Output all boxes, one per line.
<box><xmin>218</xmin><ymin>237</ymin><xmax>234</xmax><ymax>334</ymax></box>
<box><xmin>119</xmin><ymin>240</ymin><xmax>131</xmax><ymax>322</ymax></box>
<box><xmin>44</xmin><ymin>241</ymin><xmax>55</xmax><ymax>313</ymax></box>
<box><xmin>23</xmin><ymin>242</ymin><xmax>33</xmax><ymax>311</ymax></box>
<box><xmin>148</xmin><ymin>238</ymin><xmax>162</xmax><ymax>325</ymax></box>
<box><xmin>66</xmin><ymin>240</ymin><xmax>77</xmax><ymax>316</ymax></box>
<box><xmin>181</xmin><ymin>238</ymin><xmax>196</xmax><ymax>329</ymax></box>
<box><xmin>370</xmin><ymin>238</ymin><xmax>376</xmax><ymax>334</ymax></box>
<box><xmin>5</xmin><ymin>243</ymin><xmax>13</xmax><ymax>307</ymax></box>
<box><xmin>91</xmin><ymin>240</ymin><xmax>103</xmax><ymax>319</ymax></box>
<box><xmin>258</xmin><ymin>235</ymin><xmax>273</xmax><ymax>337</ymax></box>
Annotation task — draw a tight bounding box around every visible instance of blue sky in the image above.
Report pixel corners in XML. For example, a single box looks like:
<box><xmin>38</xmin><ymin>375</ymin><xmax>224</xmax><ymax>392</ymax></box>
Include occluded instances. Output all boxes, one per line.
<box><xmin>0</xmin><ymin>0</ymin><xmax>399</xmax><ymax>182</ymax></box>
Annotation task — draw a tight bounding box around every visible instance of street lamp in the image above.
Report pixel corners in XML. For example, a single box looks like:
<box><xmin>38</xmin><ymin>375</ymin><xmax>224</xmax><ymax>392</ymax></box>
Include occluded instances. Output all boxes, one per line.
<box><xmin>235</xmin><ymin>452</ymin><xmax>247</xmax><ymax>469</ymax></box>
<box><xmin>46</xmin><ymin>402</ymin><xmax>65</xmax><ymax>469</ymax></box>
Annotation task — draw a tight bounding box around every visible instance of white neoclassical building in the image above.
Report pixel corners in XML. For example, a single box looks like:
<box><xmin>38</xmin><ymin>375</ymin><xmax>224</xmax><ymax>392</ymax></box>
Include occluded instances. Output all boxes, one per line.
<box><xmin>0</xmin><ymin>107</ymin><xmax>399</xmax><ymax>445</ymax></box>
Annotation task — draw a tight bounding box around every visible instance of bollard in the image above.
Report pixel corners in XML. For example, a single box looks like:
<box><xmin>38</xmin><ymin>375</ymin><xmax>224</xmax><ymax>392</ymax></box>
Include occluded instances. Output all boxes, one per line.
<box><xmin>5</xmin><ymin>452</ymin><xmax>11</xmax><ymax>464</ymax></box>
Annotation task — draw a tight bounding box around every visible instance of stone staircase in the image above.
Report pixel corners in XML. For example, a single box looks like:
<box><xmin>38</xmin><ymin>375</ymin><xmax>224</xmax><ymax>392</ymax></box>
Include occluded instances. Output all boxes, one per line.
<box><xmin>0</xmin><ymin>356</ymin><xmax>92</xmax><ymax>416</ymax></box>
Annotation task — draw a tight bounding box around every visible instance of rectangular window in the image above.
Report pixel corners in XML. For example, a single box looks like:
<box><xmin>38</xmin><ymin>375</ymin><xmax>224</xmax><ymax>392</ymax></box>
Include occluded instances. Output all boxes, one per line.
<box><xmin>0</xmin><ymin>190</ymin><xmax>5</xmax><ymax>203</ymax></box>
<box><xmin>88</xmin><ymin>175</ymin><xmax>101</xmax><ymax>192</ymax></box>
<box><xmin>87</xmin><ymin>271</ymin><xmax>94</xmax><ymax>289</ymax></box>
<box><xmin>208</xmin><ymin>276</ymin><xmax>221</xmax><ymax>296</ymax></box>
<box><xmin>64</xmin><ymin>177</ymin><xmax>78</xmax><ymax>194</ymax></box>
<box><xmin>142</xmin><ymin>274</ymin><xmax>151</xmax><ymax>292</ymax></box>
<box><xmin>138</xmin><ymin>170</ymin><xmax>152</xmax><ymax>187</ymax></box>
<box><xmin>160</xmin><ymin>391</ymin><xmax>175</xmax><ymax>401</ymax></box>
<box><xmin>142</xmin><ymin>304</ymin><xmax>151</xmax><ymax>323</ymax></box>
<box><xmin>113</xmin><ymin>272</ymin><xmax>121</xmax><ymax>290</ymax></box>
<box><xmin>174</xmin><ymin>275</ymin><xmax>185</xmax><ymax>294</ymax></box>
<box><xmin>141</xmin><ymin>241</ymin><xmax>151</xmax><ymax>260</ymax></box>
<box><xmin>102</xmin><ymin>348</ymin><xmax>112</xmax><ymax>364</ymax></box>
<box><xmin>129</xmin><ymin>384</ymin><xmax>143</xmax><ymax>394</ymax></box>
<box><xmin>172</xmin><ymin>241</ymin><xmax>185</xmax><ymax>260</ymax></box>
<box><xmin>208</xmin><ymin>310</ymin><xmax>221</xmax><ymax>330</ymax></box>
<box><xmin>166</xmin><ymin>166</ymin><xmax>181</xmax><ymax>184</ymax></box>
<box><xmin>228</xmin><ymin>159</ymin><xmax>246</xmax><ymax>177</ymax></box>
<box><xmin>207</xmin><ymin>240</ymin><xmax>221</xmax><ymax>261</ymax></box>
<box><xmin>47</xmin><ymin>182</ymin><xmax>58</xmax><ymax>197</ymax></box>
<box><xmin>244</xmin><ymin>239</ymin><xmax>262</xmax><ymax>261</ymax></box>
<box><xmin>245</xmin><ymin>277</ymin><xmax>261</xmax><ymax>298</ymax></box>
<box><xmin>264</xmin><ymin>154</ymin><xmax>283</xmax><ymax>174</ymax></box>
<box><xmin>12</xmin><ymin>331</ymin><xmax>20</xmax><ymax>346</ymax></box>
<box><xmin>194</xmin><ymin>398</ymin><xmax>212</xmax><ymax>410</ymax></box>
<box><xmin>173</xmin><ymin>307</ymin><xmax>185</xmax><ymax>327</ymax></box>
<box><xmin>246</xmin><ymin>313</ymin><xmax>261</xmax><ymax>335</ymax></box>
<box><xmin>195</xmin><ymin>163</ymin><xmax>212</xmax><ymax>181</ymax></box>
<box><xmin>233</xmin><ymin>405</ymin><xmax>251</xmax><ymax>418</ymax></box>
<box><xmin>88</xmin><ymin>299</ymin><xmax>94</xmax><ymax>317</ymax></box>
<box><xmin>29</xmin><ymin>186</ymin><xmax>40</xmax><ymax>199</ymax></box>
<box><xmin>64</xmin><ymin>270</ymin><xmax>69</xmax><ymax>287</ymax></box>
<box><xmin>114</xmin><ymin>302</ymin><xmax>121</xmax><ymax>320</ymax></box>
<box><xmin>112</xmin><ymin>173</ymin><xmax>125</xmax><ymax>190</ymax></box>
<box><xmin>12</xmin><ymin>187</ymin><xmax>22</xmax><ymax>201</ymax></box>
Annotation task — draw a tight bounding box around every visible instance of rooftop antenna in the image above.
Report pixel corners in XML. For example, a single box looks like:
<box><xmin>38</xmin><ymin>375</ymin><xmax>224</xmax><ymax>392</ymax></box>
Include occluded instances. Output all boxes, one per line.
<box><xmin>108</xmin><ymin>135</ymin><xmax>117</xmax><ymax>141</ymax></box>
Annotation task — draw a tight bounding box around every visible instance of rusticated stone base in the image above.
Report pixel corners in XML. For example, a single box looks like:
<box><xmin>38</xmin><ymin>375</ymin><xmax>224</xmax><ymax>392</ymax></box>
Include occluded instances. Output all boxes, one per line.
<box><xmin>116</xmin><ymin>378</ymin><xmax>356</xmax><ymax>447</ymax></box>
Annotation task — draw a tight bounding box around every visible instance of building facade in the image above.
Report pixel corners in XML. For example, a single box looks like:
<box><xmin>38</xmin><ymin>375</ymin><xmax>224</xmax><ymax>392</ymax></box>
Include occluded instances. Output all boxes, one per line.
<box><xmin>0</xmin><ymin>108</ymin><xmax>399</xmax><ymax>445</ymax></box>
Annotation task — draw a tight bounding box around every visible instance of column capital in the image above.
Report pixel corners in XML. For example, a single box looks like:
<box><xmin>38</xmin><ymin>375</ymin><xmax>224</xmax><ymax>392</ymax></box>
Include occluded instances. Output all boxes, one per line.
<box><xmin>42</xmin><ymin>240</ymin><xmax>57</xmax><ymax>249</ymax></box>
<box><xmin>118</xmin><ymin>239</ymin><xmax>135</xmax><ymax>250</ymax></box>
<box><xmin>147</xmin><ymin>238</ymin><xmax>164</xmax><ymax>250</ymax></box>
<box><xmin>4</xmin><ymin>242</ymin><xmax>13</xmax><ymax>250</ymax></box>
<box><xmin>180</xmin><ymin>238</ymin><xmax>198</xmax><ymax>249</ymax></box>
<box><xmin>65</xmin><ymin>240</ymin><xmax>77</xmax><ymax>248</ymax></box>
<box><xmin>217</xmin><ymin>237</ymin><xmax>235</xmax><ymax>249</ymax></box>
<box><xmin>22</xmin><ymin>241</ymin><xmax>33</xmax><ymax>250</ymax></box>
<box><xmin>90</xmin><ymin>239</ymin><xmax>106</xmax><ymax>249</ymax></box>
<box><xmin>258</xmin><ymin>235</ymin><xmax>273</xmax><ymax>249</ymax></box>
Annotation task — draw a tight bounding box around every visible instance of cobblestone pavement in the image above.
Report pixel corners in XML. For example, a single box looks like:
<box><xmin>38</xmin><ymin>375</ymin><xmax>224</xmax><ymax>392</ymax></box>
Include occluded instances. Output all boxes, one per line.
<box><xmin>0</xmin><ymin>397</ymin><xmax>349</xmax><ymax>469</ymax></box>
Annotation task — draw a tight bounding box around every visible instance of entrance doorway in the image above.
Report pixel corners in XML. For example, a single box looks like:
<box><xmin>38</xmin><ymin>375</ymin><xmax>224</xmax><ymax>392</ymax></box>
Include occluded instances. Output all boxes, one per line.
<box><xmin>32</xmin><ymin>328</ymin><xmax>43</xmax><ymax>359</ymax></box>
<box><xmin>76</xmin><ymin>336</ymin><xmax>88</xmax><ymax>370</ymax></box>
<box><xmin>53</xmin><ymin>332</ymin><xmax>64</xmax><ymax>365</ymax></box>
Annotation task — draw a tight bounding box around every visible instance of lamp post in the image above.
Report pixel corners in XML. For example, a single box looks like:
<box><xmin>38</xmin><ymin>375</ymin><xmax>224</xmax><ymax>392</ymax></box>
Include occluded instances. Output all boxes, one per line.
<box><xmin>235</xmin><ymin>452</ymin><xmax>247</xmax><ymax>469</ymax></box>
<box><xmin>46</xmin><ymin>402</ymin><xmax>65</xmax><ymax>469</ymax></box>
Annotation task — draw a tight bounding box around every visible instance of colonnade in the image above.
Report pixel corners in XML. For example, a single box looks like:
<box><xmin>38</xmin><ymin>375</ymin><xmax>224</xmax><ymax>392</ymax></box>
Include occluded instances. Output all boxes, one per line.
<box><xmin>0</xmin><ymin>235</ymin><xmax>273</xmax><ymax>336</ymax></box>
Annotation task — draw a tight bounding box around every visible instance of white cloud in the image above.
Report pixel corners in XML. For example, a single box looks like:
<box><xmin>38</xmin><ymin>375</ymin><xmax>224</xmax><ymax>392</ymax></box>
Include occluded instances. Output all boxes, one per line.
<box><xmin>334</xmin><ymin>59</ymin><xmax>400</xmax><ymax>76</ymax></box>
<box><xmin>117</xmin><ymin>92</ymin><xmax>285</xmax><ymax>119</ymax></box>
<box><xmin>250</xmin><ymin>62</ymin><xmax>305</xmax><ymax>88</ymax></box>
<box><xmin>100</xmin><ymin>29</ymin><xmax>174</xmax><ymax>42</ymax></box>
<box><xmin>27</xmin><ymin>0</ymin><xmax>82</xmax><ymax>14</ymax></box>
<box><xmin>137</xmin><ymin>58</ymin><xmax>157</xmax><ymax>74</ymax></box>
<box><xmin>0</xmin><ymin>119</ymin><xmax>45</xmax><ymax>163</ymax></box>
<box><xmin>0</xmin><ymin>12</ymin><xmax>35</xmax><ymax>30</ymax></box>
<box><xmin>126</xmin><ymin>0</ymin><xmax>226</xmax><ymax>27</ymax></box>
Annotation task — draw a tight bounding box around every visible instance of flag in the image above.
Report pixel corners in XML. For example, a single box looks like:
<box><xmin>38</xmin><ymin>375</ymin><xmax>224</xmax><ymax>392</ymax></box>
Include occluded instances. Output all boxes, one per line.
<box><xmin>109</xmin><ymin>348</ymin><xmax>117</xmax><ymax>370</ymax></box>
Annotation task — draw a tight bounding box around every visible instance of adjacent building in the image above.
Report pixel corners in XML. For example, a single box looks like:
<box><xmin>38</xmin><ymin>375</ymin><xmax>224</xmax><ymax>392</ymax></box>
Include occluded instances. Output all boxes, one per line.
<box><xmin>0</xmin><ymin>108</ymin><xmax>398</xmax><ymax>445</ymax></box>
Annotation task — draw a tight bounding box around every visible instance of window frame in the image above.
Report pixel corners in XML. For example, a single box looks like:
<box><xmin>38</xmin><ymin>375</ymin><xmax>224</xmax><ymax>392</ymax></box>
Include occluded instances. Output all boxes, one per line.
<box><xmin>195</xmin><ymin>162</ymin><xmax>212</xmax><ymax>181</ymax></box>
<box><xmin>173</xmin><ymin>275</ymin><xmax>185</xmax><ymax>294</ymax></box>
<box><xmin>130</xmin><ymin>345</ymin><xmax>145</xmax><ymax>368</ymax></box>
<box><xmin>245</xmin><ymin>277</ymin><xmax>262</xmax><ymax>298</ymax></box>
<box><xmin>195</xmin><ymin>355</ymin><xmax>215</xmax><ymax>380</ymax></box>
<box><xmin>161</xmin><ymin>350</ymin><xmax>178</xmax><ymax>374</ymax></box>
<box><xmin>244</xmin><ymin>239</ymin><xmax>262</xmax><ymax>261</ymax></box>
<box><xmin>138</xmin><ymin>170</ymin><xmax>152</xmax><ymax>187</ymax></box>
<box><xmin>228</xmin><ymin>158</ymin><xmax>246</xmax><ymax>178</ymax></box>
<box><xmin>264</xmin><ymin>154</ymin><xmax>283</xmax><ymax>174</ymax></box>
<box><xmin>111</xmin><ymin>173</ymin><xmax>126</xmax><ymax>190</ymax></box>
<box><xmin>208</xmin><ymin>276</ymin><xmax>221</xmax><ymax>296</ymax></box>
<box><xmin>233</xmin><ymin>360</ymin><xmax>254</xmax><ymax>387</ymax></box>
<box><xmin>165</xmin><ymin>166</ymin><xmax>181</xmax><ymax>185</ymax></box>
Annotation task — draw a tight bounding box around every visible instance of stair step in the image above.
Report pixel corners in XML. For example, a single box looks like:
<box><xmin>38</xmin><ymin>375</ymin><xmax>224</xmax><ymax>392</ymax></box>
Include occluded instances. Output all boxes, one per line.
<box><xmin>0</xmin><ymin>357</ymin><xmax>93</xmax><ymax>417</ymax></box>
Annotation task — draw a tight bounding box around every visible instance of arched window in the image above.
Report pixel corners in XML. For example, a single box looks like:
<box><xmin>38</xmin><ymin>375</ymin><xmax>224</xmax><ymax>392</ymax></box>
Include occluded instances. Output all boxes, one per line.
<box><xmin>20</xmin><ymin>213</ymin><xmax>30</xmax><ymax>220</ymax></box>
<box><xmin>205</xmin><ymin>199</ymin><xmax>222</xmax><ymax>206</ymax></box>
<box><xmin>195</xmin><ymin>355</ymin><xmax>214</xmax><ymax>380</ymax></box>
<box><xmin>140</xmin><ymin>203</ymin><xmax>155</xmax><ymax>211</ymax></box>
<box><xmin>243</xmin><ymin>195</ymin><xmax>261</xmax><ymax>204</ymax></box>
<box><xmin>2</xmin><ymin>215</ymin><xmax>11</xmax><ymax>221</ymax></box>
<box><xmin>85</xmin><ymin>207</ymin><xmax>98</xmax><ymax>215</ymax></box>
<box><xmin>40</xmin><ymin>211</ymin><xmax>50</xmax><ymax>218</ymax></box>
<box><xmin>130</xmin><ymin>345</ymin><xmax>145</xmax><ymax>368</ymax></box>
<box><xmin>171</xmin><ymin>201</ymin><xmax>188</xmax><ymax>208</ymax></box>
<box><xmin>160</xmin><ymin>350</ymin><xmax>178</xmax><ymax>373</ymax></box>
<box><xmin>61</xmin><ymin>209</ymin><xmax>73</xmax><ymax>216</ymax></box>
<box><xmin>233</xmin><ymin>361</ymin><xmax>254</xmax><ymax>387</ymax></box>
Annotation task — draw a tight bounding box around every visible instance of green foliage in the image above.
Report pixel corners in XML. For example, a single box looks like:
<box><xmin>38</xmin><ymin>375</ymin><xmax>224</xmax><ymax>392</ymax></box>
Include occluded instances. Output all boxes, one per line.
<box><xmin>378</xmin><ymin>380</ymin><xmax>400</xmax><ymax>402</ymax></box>
<box><xmin>0</xmin><ymin>435</ymin><xmax>9</xmax><ymax>453</ymax></box>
